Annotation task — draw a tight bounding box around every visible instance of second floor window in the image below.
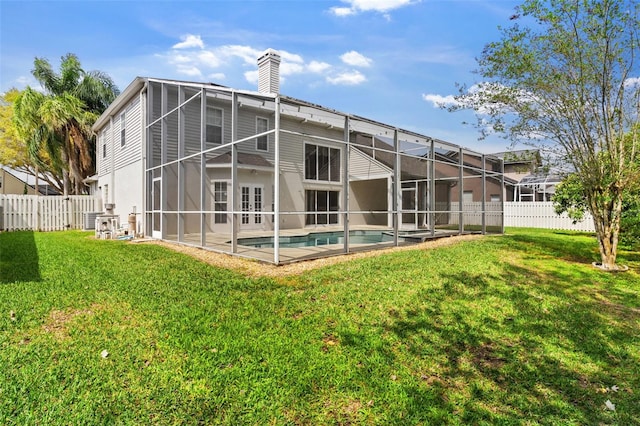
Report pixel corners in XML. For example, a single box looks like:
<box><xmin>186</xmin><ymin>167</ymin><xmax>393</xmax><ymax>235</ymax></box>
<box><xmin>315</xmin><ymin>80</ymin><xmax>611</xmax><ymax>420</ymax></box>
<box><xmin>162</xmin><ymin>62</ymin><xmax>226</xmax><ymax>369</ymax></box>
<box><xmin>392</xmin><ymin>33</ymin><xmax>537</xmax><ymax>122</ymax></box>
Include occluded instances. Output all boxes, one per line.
<box><xmin>256</xmin><ymin>117</ymin><xmax>268</xmax><ymax>151</ymax></box>
<box><xmin>207</xmin><ymin>106</ymin><xmax>223</xmax><ymax>145</ymax></box>
<box><xmin>120</xmin><ymin>112</ymin><xmax>126</xmax><ymax>147</ymax></box>
<box><xmin>304</xmin><ymin>143</ymin><xmax>340</xmax><ymax>182</ymax></box>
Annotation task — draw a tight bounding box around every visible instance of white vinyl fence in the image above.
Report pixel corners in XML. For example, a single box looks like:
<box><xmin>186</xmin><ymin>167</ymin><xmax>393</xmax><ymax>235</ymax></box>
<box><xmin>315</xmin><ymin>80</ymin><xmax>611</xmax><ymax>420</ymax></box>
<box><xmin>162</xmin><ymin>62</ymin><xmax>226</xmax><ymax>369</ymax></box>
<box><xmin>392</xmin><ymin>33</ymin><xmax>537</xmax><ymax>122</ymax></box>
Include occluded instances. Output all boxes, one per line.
<box><xmin>504</xmin><ymin>201</ymin><xmax>595</xmax><ymax>232</ymax></box>
<box><xmin>0</xmin><ymin>195</ymin><xmax>102</xmax><ymax>231</ymax></box>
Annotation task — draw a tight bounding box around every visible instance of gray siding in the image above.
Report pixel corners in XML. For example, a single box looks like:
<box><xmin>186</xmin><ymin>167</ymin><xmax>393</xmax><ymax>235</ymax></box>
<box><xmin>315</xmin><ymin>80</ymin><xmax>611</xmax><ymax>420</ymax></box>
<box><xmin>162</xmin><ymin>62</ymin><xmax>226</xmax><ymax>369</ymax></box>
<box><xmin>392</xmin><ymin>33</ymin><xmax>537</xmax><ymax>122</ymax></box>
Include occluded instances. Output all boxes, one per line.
<box><xmin>113</xmin><ymin>96</ymin><xmax>142</xmax><ymax>171</ymax></box>
<box><xmin>278</xmin><ymin>116</ymin><xmax>345</xmax><ymax>174</ymax></box>
<box><xmin>349</xmin><ymin>147</ymin><xmax>391</xmax><ymax>180</ymax></box>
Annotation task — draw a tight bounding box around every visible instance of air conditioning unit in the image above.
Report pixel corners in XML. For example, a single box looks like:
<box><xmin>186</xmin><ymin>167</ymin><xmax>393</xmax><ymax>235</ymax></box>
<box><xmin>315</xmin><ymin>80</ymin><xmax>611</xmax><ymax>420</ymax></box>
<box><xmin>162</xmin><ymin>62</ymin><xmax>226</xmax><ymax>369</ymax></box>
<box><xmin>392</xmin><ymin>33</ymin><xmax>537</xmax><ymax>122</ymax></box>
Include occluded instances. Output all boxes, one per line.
<box><xmin>84</xmin><ymin>212</ymin><xmax>104</xmax><ymax>230</ymax></box>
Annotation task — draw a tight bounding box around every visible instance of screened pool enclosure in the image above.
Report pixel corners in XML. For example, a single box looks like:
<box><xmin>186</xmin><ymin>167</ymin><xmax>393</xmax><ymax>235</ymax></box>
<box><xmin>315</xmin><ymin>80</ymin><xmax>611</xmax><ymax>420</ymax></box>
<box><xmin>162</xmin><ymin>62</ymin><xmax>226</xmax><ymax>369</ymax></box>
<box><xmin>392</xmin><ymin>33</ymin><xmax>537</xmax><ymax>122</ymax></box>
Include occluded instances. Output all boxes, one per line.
<box><xmin>145</xmin><ymin>80</ymin><xmax>503</xmax><ymax>264</ymax></box>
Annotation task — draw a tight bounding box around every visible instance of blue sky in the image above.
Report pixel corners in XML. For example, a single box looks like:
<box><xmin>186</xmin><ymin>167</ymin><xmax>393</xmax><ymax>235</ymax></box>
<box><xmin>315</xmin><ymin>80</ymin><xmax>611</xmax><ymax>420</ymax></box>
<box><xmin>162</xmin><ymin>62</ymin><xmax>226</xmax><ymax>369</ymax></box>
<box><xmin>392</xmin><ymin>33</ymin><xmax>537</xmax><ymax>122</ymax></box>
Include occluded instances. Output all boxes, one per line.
<box><xmin>1</xmin><ymin>0</ymin><xmax>522</xmax><ymax>153</ymax></box>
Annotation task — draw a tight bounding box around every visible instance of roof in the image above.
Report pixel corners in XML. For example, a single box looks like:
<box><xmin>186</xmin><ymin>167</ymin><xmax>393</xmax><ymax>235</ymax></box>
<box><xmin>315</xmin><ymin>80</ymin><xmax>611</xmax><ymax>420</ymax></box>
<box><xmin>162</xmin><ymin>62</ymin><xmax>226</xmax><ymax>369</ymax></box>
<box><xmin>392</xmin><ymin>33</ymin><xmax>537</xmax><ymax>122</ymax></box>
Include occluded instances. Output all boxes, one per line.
<box><xmin>0</xmin><ymin>166</ymin><xmax>60</xmax><ymax>195</ymax></box>
<box><xmin>206</xmin><ymin>152</ymin><xmax>273</xmax><ymax>169</ymax></box>
<box><xmin>92</xmin><ymin>76</ymin><xmax>502</xmax><ymax>162</ymax></box>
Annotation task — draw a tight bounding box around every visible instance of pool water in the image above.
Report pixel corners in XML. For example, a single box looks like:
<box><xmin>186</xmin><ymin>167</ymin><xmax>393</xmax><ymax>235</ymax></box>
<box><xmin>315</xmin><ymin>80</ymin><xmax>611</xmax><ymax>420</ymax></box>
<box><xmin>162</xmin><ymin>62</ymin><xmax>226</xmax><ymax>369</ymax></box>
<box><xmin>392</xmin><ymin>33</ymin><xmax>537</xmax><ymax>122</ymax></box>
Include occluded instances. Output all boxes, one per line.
<box><xmin>238</xmin><ymin>230</ymin><xmax>397</xmax><ymax>249</ymax></box>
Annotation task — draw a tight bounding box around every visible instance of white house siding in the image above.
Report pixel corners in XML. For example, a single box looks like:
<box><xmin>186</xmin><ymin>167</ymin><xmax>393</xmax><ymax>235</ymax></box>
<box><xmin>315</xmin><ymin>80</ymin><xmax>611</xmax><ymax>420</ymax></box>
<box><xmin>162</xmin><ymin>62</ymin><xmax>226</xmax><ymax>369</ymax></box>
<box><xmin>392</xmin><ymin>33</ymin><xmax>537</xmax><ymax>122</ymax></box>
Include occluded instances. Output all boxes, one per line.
<box><xmin>112</xmin><ymin>162</ymin><xmax>144</xmax><ymax>230</ymax></box>
<box><xmin>95</xmin><ymin>92</ymin><xmax>145</xmax><ymax>224</ymax></box>
<box><xmin>98</xmin><ymin>124</ymin><xmax>112</xmax><ymax>177</ymax></box>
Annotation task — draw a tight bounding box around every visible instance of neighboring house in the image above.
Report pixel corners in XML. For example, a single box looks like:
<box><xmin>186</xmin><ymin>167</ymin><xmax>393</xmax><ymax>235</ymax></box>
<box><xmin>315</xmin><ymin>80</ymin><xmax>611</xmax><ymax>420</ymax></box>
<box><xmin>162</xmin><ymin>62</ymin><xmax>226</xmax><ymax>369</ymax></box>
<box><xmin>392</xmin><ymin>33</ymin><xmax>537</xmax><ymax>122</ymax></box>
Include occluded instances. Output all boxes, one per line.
<box><xmin>0</xmin><ymin>166</ymin><xmax>60</xmax><ymax>195</ymax></box>
<box><xmin>492</xmin><ymin>150</ymin><xmax>560</xmax><ymax>201</ymax></box>
<box><xmin>93</xmin><ymin>49</ymin><xmax>504</xmax><ymax>264</ymax></box>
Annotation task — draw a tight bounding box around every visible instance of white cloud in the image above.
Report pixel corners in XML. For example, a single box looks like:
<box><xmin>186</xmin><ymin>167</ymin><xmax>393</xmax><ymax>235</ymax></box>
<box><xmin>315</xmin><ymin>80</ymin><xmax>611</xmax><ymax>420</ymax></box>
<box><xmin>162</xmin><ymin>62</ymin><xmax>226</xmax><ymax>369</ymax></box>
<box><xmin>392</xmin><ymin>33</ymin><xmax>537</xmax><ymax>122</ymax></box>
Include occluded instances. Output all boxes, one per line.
<box><xmin>340</xmin><ymin>51</ymin><xmax>372</xmax><ymax>67</ymax></box>
<box><xmin>624</xmin><ymin>76</ymin><xmax>640</xmax><ymax>87</ymax></box>
<box><xmin>173</xmin><ymin>34</ymin><xmax>204</xmax><ymax>50</ymax></box>
<box><xmin>327</xmin><ymin>70</ymin><xmax>367</xmax><ymax>85</ymax></box>
<box><xmin>308</xmin><ymin>61</ymin><xmax>331</xmax><ymax>73</ymax></box>
<box><xmin>160</xmin><ymin>40</ymin><xmax>367</xmax><ymax>89</ymax></box>
<box><xmin>330</xmin><ymin>0</ymin><xmax>417</xmax><ymax>17</ymax></box>
<box><xmin>218</xmin><ymin>45</ymin><xmax>263</xmax><ymax>65</ymax></box>
<box><xmin>244</xmin><ymin>70</ymin><xmax>258</xmax><ymax>85</ymax></box>
<box><xmin>279</xmin><ymin>51</ymin><xmax>304</xmax><ymax>64</ymax></box>
<box><xmin>330</xmin><ymin>7</ymin><xmax>356</xmax><ymax>16</ymax></box>
<box><xmin>422</xmin><ymin>93</ymin><xmax>461</xmax><ymax>108</ymax></box>
<box><xmin>281</xmin><ymin>62</ymin><xmax>305</xmax><ymax>76</ymax></box>
<box><xmin>197</xmin><ymin>51</ymin><xmax>222</xmax><ymax>68</ymax></box>
<box><xmin>176</xmin><ymin>65</ymin><xmax>202</xmax><ymax>77</ymax></box>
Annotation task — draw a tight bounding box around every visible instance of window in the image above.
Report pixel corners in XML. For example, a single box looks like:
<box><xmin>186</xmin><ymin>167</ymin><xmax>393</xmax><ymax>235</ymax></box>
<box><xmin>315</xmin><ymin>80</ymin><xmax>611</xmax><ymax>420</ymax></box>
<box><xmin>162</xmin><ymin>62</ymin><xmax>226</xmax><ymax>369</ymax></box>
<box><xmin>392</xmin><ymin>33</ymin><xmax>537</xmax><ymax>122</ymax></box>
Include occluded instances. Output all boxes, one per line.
<box><xmin>256</xmin><ymin>117</ymin><xmax>268</xmax><ymax>151</ymax></box>
<box><xmin>490</xmin><ymin>194</ymin><xmax>501</xmax><ymax>202</ymax></box>
<box><xmin>463</xmin><ymin>190</ymin><xmax>474</xmax><ymax>203</ymax></box>
<box><xmin>120</xmin><ymin>112</ymin><xmax>126</xmax><ymax>147</ymax></box>
<box><xmin>214</xmin><ymin>182</ymin><xmax>227</xmax><ymax>224</ymax></box>
<box><xmin>304</xmin><ymin>143</ymin><xmax>340</xmax><ymax>182</ymax></box>
<box><xmin>101</xmin><ymin>131</ymin><xmax>107</xmax><ymax>159</ymax></box>
<box><xmin>206</xmin><ymin>106</ymin><xmax>223</xmax><ymax>145</ymax></box>
<box><xmin>306</xmin><ymin>190</ymin><xmax>339</xmax><ymax>225</ymax></box>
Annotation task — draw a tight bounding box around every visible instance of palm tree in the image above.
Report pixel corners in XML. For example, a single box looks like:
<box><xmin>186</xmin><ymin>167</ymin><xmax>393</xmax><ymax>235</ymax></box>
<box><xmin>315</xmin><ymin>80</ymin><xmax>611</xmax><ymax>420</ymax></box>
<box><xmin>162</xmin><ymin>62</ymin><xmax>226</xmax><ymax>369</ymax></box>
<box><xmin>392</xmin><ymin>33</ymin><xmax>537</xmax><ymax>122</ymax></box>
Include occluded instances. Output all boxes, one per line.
<box><xmin>13</xmin><ymin>53</ymin><xmax>119</xmax><ymax>195</ymax></box>
<box><xmin>13</xmin><ymin>87</ymin><xmax>67</xmax><ymax>193</ymax></box>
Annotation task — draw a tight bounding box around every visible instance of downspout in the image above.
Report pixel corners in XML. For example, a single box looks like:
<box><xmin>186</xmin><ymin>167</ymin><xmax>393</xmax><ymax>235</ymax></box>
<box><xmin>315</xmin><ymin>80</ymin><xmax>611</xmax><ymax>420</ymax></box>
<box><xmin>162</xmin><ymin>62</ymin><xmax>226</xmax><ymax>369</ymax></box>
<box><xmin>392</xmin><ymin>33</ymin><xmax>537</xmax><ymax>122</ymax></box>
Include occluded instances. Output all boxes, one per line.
<box><xmin>110</xmin><ymin>115</ymin><xmax>115</xmax><ymax>207</ymax></box>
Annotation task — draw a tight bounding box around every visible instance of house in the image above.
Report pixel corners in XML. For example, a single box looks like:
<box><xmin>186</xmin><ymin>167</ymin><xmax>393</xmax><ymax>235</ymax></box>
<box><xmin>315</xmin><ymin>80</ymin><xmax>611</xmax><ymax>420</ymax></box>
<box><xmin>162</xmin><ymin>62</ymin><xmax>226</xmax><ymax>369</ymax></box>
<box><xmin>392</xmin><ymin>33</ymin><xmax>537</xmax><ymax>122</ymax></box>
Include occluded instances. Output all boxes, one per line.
<box><xmin>0</xmin><ymin>166</ymin><xmax>60</xmax><ymax>195</ymax></box>
<box><xmin>92</xmin><ymin>49</ymin><xmax>504</xmax><ymax>264</ymax></box>
<box><xmin>492</xmin><ymin>150</ymin><xmax>561</xmax><ymax>201</ymax></box>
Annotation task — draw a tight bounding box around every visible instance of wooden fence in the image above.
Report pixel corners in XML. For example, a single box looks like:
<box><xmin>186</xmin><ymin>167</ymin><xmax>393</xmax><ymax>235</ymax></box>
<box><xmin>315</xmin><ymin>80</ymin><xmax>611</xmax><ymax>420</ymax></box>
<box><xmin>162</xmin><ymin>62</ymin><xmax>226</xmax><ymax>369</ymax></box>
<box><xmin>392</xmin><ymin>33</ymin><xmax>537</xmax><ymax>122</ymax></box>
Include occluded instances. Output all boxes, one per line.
<box><xmin>0</xmin><ymin>195</ymin><xmax>102</xmax><ymax>231</ymax></box>
<box><xmin>504</xmin><ymin>201</ymin><xmax>595</xmax><ymax>232</ymax></box>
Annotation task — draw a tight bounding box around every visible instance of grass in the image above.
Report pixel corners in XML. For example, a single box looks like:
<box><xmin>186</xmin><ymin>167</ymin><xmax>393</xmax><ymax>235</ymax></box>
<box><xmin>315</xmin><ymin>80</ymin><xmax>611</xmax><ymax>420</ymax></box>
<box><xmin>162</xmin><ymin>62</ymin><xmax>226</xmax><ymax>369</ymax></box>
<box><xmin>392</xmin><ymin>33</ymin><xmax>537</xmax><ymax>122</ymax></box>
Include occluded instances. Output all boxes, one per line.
<box><xmin>0</xmin><ymin>228</ymin><xmax>638</xmax><ymax>425</ymax></box>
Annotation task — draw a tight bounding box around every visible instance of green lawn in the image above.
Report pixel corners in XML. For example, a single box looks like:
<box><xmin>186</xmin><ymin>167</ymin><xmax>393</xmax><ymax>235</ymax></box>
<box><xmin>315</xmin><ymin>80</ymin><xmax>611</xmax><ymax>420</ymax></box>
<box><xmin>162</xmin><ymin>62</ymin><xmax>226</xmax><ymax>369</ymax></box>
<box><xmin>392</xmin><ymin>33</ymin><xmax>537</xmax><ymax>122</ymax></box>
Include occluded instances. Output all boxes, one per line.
<box><xmin>1</xmin><ymin>229</ymin><xmax>638</xmax><ymax>425</ymax></box>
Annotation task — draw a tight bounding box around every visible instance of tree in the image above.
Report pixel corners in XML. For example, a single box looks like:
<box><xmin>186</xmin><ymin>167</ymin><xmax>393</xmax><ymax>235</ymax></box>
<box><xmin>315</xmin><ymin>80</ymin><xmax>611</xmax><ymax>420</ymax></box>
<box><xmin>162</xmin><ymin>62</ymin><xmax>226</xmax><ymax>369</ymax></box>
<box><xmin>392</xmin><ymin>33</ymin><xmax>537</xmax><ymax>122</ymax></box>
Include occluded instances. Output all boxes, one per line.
<box><xmin>0</xmin><ymin>89</ymin><xmax>64</xmax><ymax>192</ymax></box>
<box><xmin>554</xmin><ymin>127</ymin><xmax>640</xmax><ymax>249</ymax></box>
<box><xmin>12</xmin><ymin>54</ymin><xmax>119</xmax><ymax>195</ymax></box>
<box><xmin>449</xmin><ymin>0</ymin><xmax>639</xmax><ymax>269</ymax></box>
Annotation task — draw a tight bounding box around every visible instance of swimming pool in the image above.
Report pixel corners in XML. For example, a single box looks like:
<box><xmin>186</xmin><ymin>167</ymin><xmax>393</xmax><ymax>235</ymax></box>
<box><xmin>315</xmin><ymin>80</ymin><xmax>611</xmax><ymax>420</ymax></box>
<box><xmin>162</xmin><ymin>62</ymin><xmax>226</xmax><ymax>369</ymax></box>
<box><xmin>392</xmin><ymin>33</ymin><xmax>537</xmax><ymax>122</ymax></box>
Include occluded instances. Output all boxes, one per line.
<box><xmin>238</xmin><ymin>230</ymin><xmax>397</xmax><ymax>249</ymax></box>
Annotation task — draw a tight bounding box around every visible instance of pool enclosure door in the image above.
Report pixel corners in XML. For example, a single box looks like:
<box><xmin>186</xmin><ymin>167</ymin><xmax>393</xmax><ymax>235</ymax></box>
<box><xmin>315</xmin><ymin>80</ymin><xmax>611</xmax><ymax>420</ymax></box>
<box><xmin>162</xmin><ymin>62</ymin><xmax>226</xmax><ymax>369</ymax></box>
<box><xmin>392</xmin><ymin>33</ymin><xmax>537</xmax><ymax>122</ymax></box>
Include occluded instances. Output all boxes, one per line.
<box><xmin>401</xmin><ymin>185</ymin><xmax>418</xmax><ymax>229</ymax></box>
<box><xmin>240</xmin><ymin>184</ymin><xmax>264</xmax><ymax>230</ymax></box>
<box><xmin>152</xmin><ymin>177</ymin><xmax>162</xmax><ymax>239</ymax></box>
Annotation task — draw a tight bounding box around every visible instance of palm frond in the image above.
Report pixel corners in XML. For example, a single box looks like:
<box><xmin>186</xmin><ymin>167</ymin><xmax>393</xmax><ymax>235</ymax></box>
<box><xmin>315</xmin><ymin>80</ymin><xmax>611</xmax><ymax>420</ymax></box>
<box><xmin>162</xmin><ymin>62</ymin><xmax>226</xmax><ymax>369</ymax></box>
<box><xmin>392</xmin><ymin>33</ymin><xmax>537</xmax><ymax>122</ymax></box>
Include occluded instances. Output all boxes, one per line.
<box><xmin>32</xmin><ymin>57</ymin><xmax>60</xmax><ymax>95</ymax></box>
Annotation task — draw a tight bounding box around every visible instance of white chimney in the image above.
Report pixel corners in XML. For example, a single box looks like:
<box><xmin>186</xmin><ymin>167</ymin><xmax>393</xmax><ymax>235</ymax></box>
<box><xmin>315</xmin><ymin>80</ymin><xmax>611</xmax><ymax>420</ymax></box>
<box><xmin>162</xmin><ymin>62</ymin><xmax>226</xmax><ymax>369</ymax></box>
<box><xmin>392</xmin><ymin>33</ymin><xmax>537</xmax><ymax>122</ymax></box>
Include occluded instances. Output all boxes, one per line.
<box><xmin>257</xmin><ymin>49</ymin><xmax>281</xmax><ymax>94</ymax></box>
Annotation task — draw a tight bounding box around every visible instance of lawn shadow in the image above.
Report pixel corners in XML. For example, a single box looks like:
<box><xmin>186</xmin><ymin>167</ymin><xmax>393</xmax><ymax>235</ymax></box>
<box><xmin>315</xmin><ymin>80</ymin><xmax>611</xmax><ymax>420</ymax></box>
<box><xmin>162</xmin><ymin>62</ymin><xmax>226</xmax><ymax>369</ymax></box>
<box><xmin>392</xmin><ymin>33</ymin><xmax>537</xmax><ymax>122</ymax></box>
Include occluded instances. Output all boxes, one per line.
<box><xmin>377</xmin><ymin>260</ymin><xmax>636</xmax><ymax>424</ymax></box>
<box><xmin>0</xmin><ymin>231</ymin><xmax>41</xmax><ymax>283</ymax></box>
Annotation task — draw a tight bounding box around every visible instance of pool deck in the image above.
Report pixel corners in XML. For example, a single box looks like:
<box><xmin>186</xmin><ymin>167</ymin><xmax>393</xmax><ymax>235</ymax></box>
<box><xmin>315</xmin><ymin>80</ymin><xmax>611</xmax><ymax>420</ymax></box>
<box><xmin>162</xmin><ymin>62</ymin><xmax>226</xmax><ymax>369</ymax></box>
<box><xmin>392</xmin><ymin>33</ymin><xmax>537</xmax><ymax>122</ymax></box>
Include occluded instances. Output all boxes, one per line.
<box><xmin>162</xmin><ymin>225</ymin><xmax>469</xmax><ymax>264</ymax></box>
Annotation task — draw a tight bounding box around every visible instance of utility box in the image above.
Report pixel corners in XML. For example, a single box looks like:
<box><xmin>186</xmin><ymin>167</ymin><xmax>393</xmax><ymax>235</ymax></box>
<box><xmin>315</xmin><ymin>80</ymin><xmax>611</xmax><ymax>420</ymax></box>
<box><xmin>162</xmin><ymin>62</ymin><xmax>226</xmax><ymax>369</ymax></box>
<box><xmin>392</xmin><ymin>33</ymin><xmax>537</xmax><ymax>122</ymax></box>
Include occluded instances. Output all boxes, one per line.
<box><xmin>84</xmin><ymin>212</ymin><xmax>104</xmax><ymax>230</ymax></box>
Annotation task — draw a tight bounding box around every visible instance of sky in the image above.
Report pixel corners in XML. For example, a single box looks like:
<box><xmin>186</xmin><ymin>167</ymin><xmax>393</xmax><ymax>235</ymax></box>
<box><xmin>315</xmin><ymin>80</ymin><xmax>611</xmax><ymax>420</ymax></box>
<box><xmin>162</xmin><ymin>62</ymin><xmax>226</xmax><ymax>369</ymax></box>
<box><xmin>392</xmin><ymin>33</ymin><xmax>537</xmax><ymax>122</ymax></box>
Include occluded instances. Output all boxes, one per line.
<box><xmin>0</xmin><ymin>0</ymin><xmax>523</xmax><ymax>154</ymax></box>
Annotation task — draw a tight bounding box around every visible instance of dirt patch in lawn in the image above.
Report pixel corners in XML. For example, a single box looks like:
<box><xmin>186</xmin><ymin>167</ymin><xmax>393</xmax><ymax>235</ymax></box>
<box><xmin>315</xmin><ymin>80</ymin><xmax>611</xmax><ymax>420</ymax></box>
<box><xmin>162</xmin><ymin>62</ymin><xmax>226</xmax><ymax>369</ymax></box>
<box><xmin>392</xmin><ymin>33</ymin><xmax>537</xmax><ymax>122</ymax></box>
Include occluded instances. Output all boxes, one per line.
<box><xmin>144</xmin><ymin>234</ymin><xmax>483</xmax><ymax>278</ymax></box>
<box><xmin>42</xmin><ymin>305</ymin><xmax>99</xmax><ymax>340</ymax></box>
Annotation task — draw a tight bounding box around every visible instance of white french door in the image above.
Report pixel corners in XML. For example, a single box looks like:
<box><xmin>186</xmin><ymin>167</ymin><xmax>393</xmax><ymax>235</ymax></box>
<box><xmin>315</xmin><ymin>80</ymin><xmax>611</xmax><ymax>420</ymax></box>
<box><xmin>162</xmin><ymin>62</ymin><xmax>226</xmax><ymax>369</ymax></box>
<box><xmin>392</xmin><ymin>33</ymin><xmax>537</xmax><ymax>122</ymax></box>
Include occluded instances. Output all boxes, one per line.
<box><xmin>240</xmin><ymin>184</ymin><xmax>264</xmax><ymax>230</ymax></box>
